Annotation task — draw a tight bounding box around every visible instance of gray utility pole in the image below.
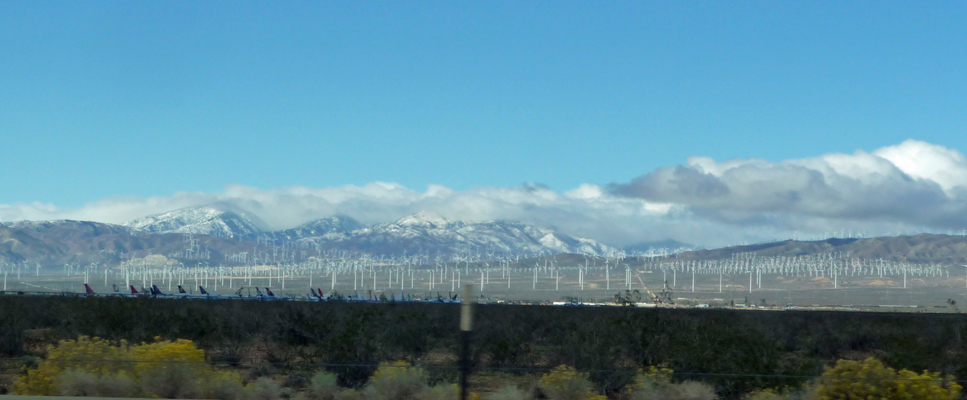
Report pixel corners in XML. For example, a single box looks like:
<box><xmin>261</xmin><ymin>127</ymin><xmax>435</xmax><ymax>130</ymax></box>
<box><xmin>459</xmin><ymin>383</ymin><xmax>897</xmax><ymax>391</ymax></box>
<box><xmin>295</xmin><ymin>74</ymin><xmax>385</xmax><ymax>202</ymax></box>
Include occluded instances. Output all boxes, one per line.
<box><xmin>460</xmin><ymin>285</ymin><xmax>475</xmax><ymax>400</ymax></box>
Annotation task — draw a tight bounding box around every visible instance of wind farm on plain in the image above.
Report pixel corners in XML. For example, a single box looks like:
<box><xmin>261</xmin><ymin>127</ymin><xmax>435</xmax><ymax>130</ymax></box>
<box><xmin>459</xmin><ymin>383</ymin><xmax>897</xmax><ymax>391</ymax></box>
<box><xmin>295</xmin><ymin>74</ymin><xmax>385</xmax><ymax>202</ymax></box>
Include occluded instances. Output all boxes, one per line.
<box><xmin>6</xmin><ymin>228</ymin><xmax>967</xmax><ymax>311</ymax></box>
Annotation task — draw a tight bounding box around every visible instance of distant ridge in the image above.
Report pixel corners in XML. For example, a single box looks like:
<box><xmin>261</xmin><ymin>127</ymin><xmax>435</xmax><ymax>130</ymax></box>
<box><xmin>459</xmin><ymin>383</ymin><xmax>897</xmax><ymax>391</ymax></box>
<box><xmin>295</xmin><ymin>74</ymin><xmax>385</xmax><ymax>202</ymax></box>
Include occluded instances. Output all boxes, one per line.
<box><xmin>124</xmin><ymin>205</ymin><xmax>268</xmax><ymax>238</ymax></box>
<box><xmin>291</xmin><ymin>211</ymin><xmax>617</xmax><ymax>256</ymax></box>
<box><xmin>120</xmin><ymin>207</ymin><xmax>616</xmax><ymax>256</ymax></box>
<box><xmin>5</xmin><ymin>205</ymin><xmax>967</xmax><ymax>268</ymax></box>
<box><xmin>676</xmin><ymin>234</ymin><xmax>967</xmax><ymax>265</ymax></box>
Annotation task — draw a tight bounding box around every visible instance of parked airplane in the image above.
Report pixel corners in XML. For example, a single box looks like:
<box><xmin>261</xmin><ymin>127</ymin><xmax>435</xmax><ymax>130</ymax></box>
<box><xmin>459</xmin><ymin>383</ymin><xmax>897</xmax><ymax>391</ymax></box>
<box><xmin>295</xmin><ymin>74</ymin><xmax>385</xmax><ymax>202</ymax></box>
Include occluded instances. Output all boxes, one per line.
<box><xmin>309</xmin><ymin>288</ymin><xmax>326</xmax><ymax>301</ymax></box>
<box><xmin>83</xmin><ymin>284</ymin><xmax>142</xmax><ymax>297</ymax></box>
<box><xmin>150</xmin><ymin>285</ymin><xmax>172</xmax><ymax>297</ymax></box>
<box><xmin>263</xmin><ymin>287</ymin><xmax>292</xmax><ymax>300</ymax></box>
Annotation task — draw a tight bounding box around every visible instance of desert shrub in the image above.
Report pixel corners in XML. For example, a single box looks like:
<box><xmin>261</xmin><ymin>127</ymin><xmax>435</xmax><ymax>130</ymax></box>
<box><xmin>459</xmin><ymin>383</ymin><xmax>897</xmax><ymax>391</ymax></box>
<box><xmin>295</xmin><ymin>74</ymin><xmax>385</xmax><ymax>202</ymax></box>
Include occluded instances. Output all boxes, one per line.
<box><xmin>14</xmin><ymin>335</ymin><xmax>219</xmax><ymax>397</ymax></box>
<box><xmin>668</xmin><ymin>381</ymin><xmax>717</xmax><ymax>400</ymax></box>
<box><xmin>539</xmin><ymin>365</ymin><xmax>606</xmax><ymax>400</ymax></box>
<box><xmin>284</xmin><ymin>373</ymin><xmax>310</xmax><ymax>390</ymax></box>
<box><xmin>334</xmin><ymin>388</ymin><xmax>363</xmax><ymax>400</ymax></box>
<box><xmin>485</xmin><ymin>385</ymin><xmax>531</xmax><ymax>400</ymax></box>
<box><xmin>141</xmin><ymin>362</ymin><xmax>200</xmax><ymax>398</ymax></box>
<box><xmin>202</xmin><ymin>371</ymin><xmax>247</xmax><ymax>400</ymax></box>
<box><xmin>0</xmin><ymin>312</ymin><xmax>26</xmax><ymax>356</ymax></box>
<box><xmin>130</xmin><ymin>338</ymin><xmax>208</xmax><ymax>398</ymax></box>
<box><xmin>250</xmin><ymin>376</ymin><xmax>284</xmax><ymax>400</ymax></box>
<box><xmin>55</xmin><ymin>369</ymin><xmax>138</xmax><ymax>397</ymax></box>
<box><xmin>14</xmin><ymin>336</ymin><xmax>128</xmax><ymax>395</ymax></box>
<box><xmin>96</xmin><ymin>372</ymin><xmax>139</xmax><ymax>398</ymax></box>
<box><xmin>306</xmin><ymin>371</ymin><xmax>341</xmax><ymax>400</ymax></box>
<box><xmin>421</xmin><ymin>383</ymin><xmax>459</xmax><ymax>400</ymax></box>
<box><xmin>363</xmin><ymin>361</ymin><xmax>427</xmax><ymax>400</ymax></box>
<box><xmin>744</xmin><ymin>386</ymin><xmax>816</xmax><ymax>400</ymax></box>
<box><xmin>57</xmin><ymin>369</ymin><xmax>98</xmax><ymax>396</ymax></box>
<box><xmin>211</xmin><ymin>344</ymin><xmax>247</xmax><ymax>367</ymax></box>
<box><xmin>814</xmin><ymin>358</ymin><xmax>961</xmax><ymax>400</ymax></box>
<box><xmin>266</xmin><ymin>345</ymin><xmax>297</xmax><ymax>369</ymax></box>
<box><xmin>248</xmin><ymin>364</ymin><xmax>277</xmax><ymax>381</ymax></box>
<box><xmin>627</xmin><ymin>367</ymin><xmax>715</xmax><ymax>400</ymax></box>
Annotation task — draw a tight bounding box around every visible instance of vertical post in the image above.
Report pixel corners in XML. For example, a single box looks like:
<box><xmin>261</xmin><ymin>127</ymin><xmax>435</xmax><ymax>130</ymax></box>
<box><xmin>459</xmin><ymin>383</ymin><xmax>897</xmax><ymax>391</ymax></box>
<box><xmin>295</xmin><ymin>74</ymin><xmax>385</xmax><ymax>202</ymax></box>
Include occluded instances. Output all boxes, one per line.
<box><xmin>460</xmin><ymin>285</ymin><xmax>475</xmax><ymax>400</ymax></box>
<box><xmin>691</xmin><ymin>268</ymin><xmax>695</xmax><ymax>292</ymax></box>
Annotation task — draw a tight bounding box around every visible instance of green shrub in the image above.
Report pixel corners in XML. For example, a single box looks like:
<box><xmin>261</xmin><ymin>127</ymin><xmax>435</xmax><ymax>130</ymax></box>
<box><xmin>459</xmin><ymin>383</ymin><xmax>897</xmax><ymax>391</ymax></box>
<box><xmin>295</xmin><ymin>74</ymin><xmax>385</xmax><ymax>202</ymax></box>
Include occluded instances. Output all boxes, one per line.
<box><xmin>626</xmin><ymin>367</ymin><xmax>716</xmax><ymax>400</ymax></box>
<box><xmin>203</xmin><ymin>371</ymin><xmax>247</xmax><ymax>400</ymax></box>
<box><xmin>485</xmin><ymin>385</ymin><xmax>531</xmax><ymax>400</ymax></box>
<box><xmin>141</xmin><ymin>362</ymin><xmax>200</xmax><ymax>399</ymax></box>
<box><xmin>669</xmin><ymin>381</ymin><xmax>717</xmax><ymax>400</ymax></box>
<box><xmin>815</xmin><ymin>358</ymin><xmax>960</xmax><ymax>400</ymax></box>
<box><xmin>250</xmin><ymin>376</ymin><xmax>284</xmax><ymax>400</ymax></box>
<box><xmin>56</xmin><ymin>369</ymin><xmax>138</xmax><ymax>397</ymax></box>
<box><xmin>363</xmin><ymin>361</ymin><xmax>426</xmax><ymax>400</ymax></box>
<box><xmin>421</xmin><ymin>383</ymin><xmax>460</xmax><ymax>400</ymax></box>
<box><xmin>96</xmin><ymin>372</ymin><xmax>138</xmax><ymax>398</ymax></box>
<box><xmin>630</xmin><ymin>380</ymin><xmax>717</xmax><ymax>400</ymax></box>
<box><xmin>57</xmin><ymin>369</ymin><xmax>98</xmax><ymax>396</ymax></box>
<box><xmin>539</xmin><ymin>365</ymin><xmax>605</xmax><ymax>400</ymax></box>
<box><xmin>334</xmin><ymin>388</ymin><xmax>363</xmax><ymax>400</ymax></box>
<box><xmin>744</xmin><ymin>386</ymin><xmax>816</xmax><ymax>400</ymax></box>
<box><xmin>306</xmin><ymin>372</ymin><xmax>341</xmax><ymax>400</ymax></box>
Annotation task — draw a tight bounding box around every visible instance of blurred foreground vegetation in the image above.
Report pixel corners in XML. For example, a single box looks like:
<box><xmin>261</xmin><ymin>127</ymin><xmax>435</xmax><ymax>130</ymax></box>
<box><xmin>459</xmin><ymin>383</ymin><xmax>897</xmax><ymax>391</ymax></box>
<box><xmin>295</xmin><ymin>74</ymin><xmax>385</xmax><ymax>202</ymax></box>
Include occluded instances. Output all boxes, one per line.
<box><xmin>2</xmin><ymin>295</ymin><xmax>967</xmax><ymax>398</ymax></box>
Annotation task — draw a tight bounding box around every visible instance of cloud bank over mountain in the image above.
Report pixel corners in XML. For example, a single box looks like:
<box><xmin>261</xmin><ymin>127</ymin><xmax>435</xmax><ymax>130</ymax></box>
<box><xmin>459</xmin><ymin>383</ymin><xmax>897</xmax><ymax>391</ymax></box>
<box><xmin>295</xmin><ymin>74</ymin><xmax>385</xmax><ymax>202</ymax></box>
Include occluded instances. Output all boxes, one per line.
<box><xmin>2</xmin><ymin>140</ymin><xmax>965</xmax><ymax>248</ymax></box>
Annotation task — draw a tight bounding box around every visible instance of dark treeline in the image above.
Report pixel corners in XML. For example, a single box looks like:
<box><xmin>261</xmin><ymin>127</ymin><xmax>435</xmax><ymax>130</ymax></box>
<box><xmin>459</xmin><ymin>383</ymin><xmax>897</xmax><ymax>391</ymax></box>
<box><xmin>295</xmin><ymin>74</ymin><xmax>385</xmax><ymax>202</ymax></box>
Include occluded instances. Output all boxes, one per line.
<box><xmin>3</xmin><ymin>296</ymin><xmax>967</xmax><ymax>398</ymax></box>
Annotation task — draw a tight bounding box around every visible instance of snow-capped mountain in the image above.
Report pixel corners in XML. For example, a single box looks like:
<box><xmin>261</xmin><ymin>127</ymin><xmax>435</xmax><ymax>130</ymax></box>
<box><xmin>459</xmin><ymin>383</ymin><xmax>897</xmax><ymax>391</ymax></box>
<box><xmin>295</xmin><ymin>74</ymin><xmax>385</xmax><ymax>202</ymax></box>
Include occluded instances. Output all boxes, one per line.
<box><xmin>124</xmin><ymin>206</ymin><xmax>267</xmax><ymax>238</ymax></box>
<box><xmin>266</xmin><ymin>216</ymin><xmax>366</xmax><ymax>242</ymax></box>
<box><xmin>122</xmin><ymin>208</ymin><xmax>616</xmax><ymax>256</ymax></box>
<box><xmin>295</xmin><ymin>211</ymin><xmax>617</xmax><ymax>256</ymax></box>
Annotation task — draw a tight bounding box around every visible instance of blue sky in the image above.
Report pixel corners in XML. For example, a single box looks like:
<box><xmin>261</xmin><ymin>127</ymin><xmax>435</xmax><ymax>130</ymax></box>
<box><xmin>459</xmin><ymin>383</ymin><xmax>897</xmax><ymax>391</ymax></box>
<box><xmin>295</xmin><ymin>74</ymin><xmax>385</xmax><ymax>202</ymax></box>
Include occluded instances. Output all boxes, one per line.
<box><xmin>2</xmin><ymin>2</ymin><xmax>967</xmax><ymax>245</ymax></box>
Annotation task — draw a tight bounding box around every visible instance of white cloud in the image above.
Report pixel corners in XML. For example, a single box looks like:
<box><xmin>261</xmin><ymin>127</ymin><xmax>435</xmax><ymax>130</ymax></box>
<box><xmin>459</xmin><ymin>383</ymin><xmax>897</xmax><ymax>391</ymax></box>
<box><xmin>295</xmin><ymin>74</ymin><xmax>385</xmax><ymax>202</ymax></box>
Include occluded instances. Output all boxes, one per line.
<box><xmin>2</xmin><ymin>140</ymin><xmax>966</xmax><ymax>249</ymax></box>
<box><xmin>612</xmin><ymin>139</ymin><xmax>967</xmax><ymax>239</ymax></box>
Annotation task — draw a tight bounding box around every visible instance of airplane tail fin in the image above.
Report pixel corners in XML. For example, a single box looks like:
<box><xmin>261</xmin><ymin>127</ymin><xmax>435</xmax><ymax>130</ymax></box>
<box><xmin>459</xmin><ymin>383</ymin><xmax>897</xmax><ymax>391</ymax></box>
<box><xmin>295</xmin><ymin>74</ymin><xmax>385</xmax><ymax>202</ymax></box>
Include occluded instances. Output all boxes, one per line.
<box><xmin>199</xmin><ymin>286</ymin><xmax>209</xmax><ymax>295</ymax></box>
<box><xmin>130</xmin><ymin>285</ymin><xmax>139</xmax><ymax>294</ymax></box>
<box><xmin>84</xmin><ymin>284</ymin><xmax>95</xmax><ymax>294</ymax></box>
<box><xmin>152</xmin><ymin>285</ymin><xmax>163</xmax><ymax>295</ymax></box>
<box><xmin>178</xmin><ymin>285</ymin><xmax>187</xmax><ymax>294</ymax></box>
<box><xmin>265</xmin><ymin>287</ymin><xmax>275</xmax><ymax>297</ymax></box>
<box><xmin>318</xmin><ymin>288</ymin><xmax>325</xmax><ymax>298</ymax></box>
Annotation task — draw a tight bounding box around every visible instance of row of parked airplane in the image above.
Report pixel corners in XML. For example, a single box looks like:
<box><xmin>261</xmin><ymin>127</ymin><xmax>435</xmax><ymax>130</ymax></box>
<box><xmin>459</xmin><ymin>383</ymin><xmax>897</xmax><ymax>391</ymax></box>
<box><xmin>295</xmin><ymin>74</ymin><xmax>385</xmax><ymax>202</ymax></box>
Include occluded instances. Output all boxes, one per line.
<box><xmin>82</xmin><ymin>283</ymin><xmax>461</xmax><ymax>303</ymax></box>
<box><xmin>305</xmin><ymin>287</ymin><xmax>460</xmax><ymax>303</ymax></box>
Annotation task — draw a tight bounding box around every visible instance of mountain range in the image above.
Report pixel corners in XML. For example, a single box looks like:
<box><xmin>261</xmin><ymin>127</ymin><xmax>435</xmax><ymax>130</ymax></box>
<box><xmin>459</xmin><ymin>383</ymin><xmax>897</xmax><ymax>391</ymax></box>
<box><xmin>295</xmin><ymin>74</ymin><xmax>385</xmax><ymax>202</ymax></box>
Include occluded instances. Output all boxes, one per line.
<box><xmin>0</xmin><ymin>206</ymin><xmax>619</xmax><ymax>267</ymax></box>
<box><xmin>4</xmin><ymin>205</ymin><xmax>967</xmax><ymax>268</ymax></box>
<box><xmin>125</xmin><ymin>207</ymin><xmax>617</xmax><ymax>256</ymax></box>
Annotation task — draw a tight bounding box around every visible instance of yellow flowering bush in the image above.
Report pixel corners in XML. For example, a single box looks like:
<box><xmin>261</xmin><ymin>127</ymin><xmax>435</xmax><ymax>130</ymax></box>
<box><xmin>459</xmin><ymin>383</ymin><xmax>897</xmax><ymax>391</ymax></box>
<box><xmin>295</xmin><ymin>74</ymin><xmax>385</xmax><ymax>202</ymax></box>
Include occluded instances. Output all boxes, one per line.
<box><xmin>13</xmin><ymin>335</ymin><xmax>217</xmax><ymax>397</ymax></box>
<box><xmin>815</xmin><ymin>357</ymin><xmax>961</xmax><ymax>400</ymax></box>
<box><xmin>632</xmin><ymin>366</ymin><xmax>674</xmax><ymax>389</ymax></box>
<box><xmin>626</xmin><ymin>366</ymin><xmax>716</xmax><ymax>400</ymax></box>
<box><xmin>13</xmin><ymin>336</ymin><xmax>128</xmax><ymax>395</ymax></box>
<box><xmin>539</xmin><ymin>365</ymin><xmax>605</xmax><ymax>400</ymax></box>
<box><xmin>364</xmin><ymin>361</ymin><xmax>427</xmax><ymax>400</ymax></box>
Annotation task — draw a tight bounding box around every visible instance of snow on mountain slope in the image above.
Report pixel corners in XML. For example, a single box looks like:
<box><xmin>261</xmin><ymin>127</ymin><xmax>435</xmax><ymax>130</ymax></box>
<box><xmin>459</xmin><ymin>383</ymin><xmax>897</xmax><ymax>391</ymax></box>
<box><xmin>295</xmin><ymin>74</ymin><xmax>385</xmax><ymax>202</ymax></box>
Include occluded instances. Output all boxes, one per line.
<box><xmin>124</xmin><ymin>206</ymin><xmax>266</xmax><ymax>238</ymax></box>
<box><xmin>266</xmin><ymin>216</ymin><xmax>366</xmax><ymax>242</ymax></box>
<box><xmin>296</xmin><ymin>211</ymin><xmax>617</xmax><ymax>256</ymax></box>
<box><xmin>123</xmin><ymin>208</ymin><xmax>616</xmax><ymax>256</ymax></box>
